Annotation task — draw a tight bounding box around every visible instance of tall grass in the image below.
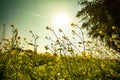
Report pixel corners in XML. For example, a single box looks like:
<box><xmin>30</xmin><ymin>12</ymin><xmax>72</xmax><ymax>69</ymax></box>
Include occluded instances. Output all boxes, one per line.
<box><xmin>0</xmin><ymin>24</ymin><xmax>120</xmax><ymax>80</ymax></box>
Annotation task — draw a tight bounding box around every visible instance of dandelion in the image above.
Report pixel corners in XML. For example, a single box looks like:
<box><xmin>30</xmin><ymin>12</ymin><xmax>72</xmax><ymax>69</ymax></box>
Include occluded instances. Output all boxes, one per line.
<box><xmin>112</xmin><ymin>26</ymin><xmax>116</xmax><ymax>30</ymax></box>
<box><xmin>71</xmin><ymin>22</ymin><xmax>77</xmax><ymax>27</ymax></box>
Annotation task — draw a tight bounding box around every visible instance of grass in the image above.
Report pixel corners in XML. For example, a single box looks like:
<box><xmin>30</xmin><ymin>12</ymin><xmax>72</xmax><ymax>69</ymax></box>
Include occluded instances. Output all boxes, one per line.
<box><xmin>0</xmin><ymin>24</ymin><xmax>120</xmax><ymax>80</ymax></box>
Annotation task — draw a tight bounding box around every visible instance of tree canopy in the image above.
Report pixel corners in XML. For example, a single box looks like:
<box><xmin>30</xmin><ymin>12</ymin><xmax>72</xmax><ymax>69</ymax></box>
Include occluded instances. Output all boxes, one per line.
<box><xmin>76</xmin><ymin>0</ymin><xmax>120</xmax><ymax>52</ymax></box>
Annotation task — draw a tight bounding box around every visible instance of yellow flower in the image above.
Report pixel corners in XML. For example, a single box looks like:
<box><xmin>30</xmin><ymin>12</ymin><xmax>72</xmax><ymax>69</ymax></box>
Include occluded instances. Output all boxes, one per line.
<box><xmin>23</xmin><ymin>38</ymin><xmax>26</xmax><ymax>41</ymax></box>
<box><xmin>99</xmin><ymin>30</ymin><xmax>103</xmax><ymax>34</ymax></box>
<box><xmin>72</xmin><ymin>30</ymin><xmax>75</xmax><ymax>34</ymax></box>
<box><xmin>112</xmin><ymin>26</ymin><xmax>116</xmax><ymax>30</ymax></box>
<box><xmin>101</xmin><ymin>64</ymin><xmax>105</xmax><ymax>68</ymax></box>
<box><xmin>117</xmin><ymin>45</ymin><xmax>120</xmax><ymax>48</ymax></box>
<box><xmin>59</xmin><ymin>29</ymin><xmax>63</xmax><ymax>32</ymax></box>
<box><xmin>112</xmin><ymin>34</ymin><xmax>117</xmax><ymax>39</ymax></box>
<box><xmin>11</xmin><ymin>38</ymin><xmax>14</xmax><ymax>41</ymax></box>
<box><xmin>87</xmin><ymin>53</ymin><xmax>92</xmax><ymax>58</ymax></box>
<box><xmin>15</xmin><ymin>28</ymin><xmax>18</xmax><ymax>32</ymax></box>
<box><xmin>110</xmin><ymin>69</ymin><xmax>114</xmax><ymax>75</ymax></box>
<box><xmin>109</xmin><ymin>38</ymin><xmax>112</xmax><ymax>42</ymax></box>
<box><xmin>81</xmin><ymin>51</ymin><xmax>86</xmax><ymax>57</ymax></box>
<box><xmin>29</xmin><ymin>30</ymin><xmax>32</xmax><ymax>33</ymax></box>
<box><xmin>89</xmin><ymin>29</ymin><xmax>93</xmax><ymax>33</ymax></box>
<box><xmin>18</xmin><ymin>36</ymin><xmax>21</xmax><ymax>40</ymax></box>
<box><xmin>46</xmin><ymin>26</ymin><xmax>50</xmax><ymax>30</ymax></box>
<box><xmin>71</xmin><ymin>22</ymin><xmax>77</xmax><ymax>27</ymax></box>
<box><xmin>11</xmin><ymin>24</ymin><xmax>14</xmax><ymax>27</ymax></box>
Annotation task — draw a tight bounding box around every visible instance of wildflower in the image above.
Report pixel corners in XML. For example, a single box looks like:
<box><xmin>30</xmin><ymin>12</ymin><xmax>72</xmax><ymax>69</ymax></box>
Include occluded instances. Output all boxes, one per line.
<box><xmin>15</xmin><ymin>28</ymin><xmax>18</xmax><ymax>33</ymax></box>
<box><xmin>23</xmin><ymin>38</ymin><xmax>26</xmax><ymax>41</ymax></box>
<box><xmin>94</xmin><ymin>43</ymin><xmax>97</xmax><ymax>46</ymax></box>
<box><xmin>46</xmin><ymin>26</ymin><xmax>50</xmax><ymax>30</ymax></box>
<box><xmin>117</xmin><ymin>45</ymin><xmax>120</xmax><ymax>48</ymax></box>
<box><xmin>87</xmin><ymin>53</ymin><xmax>92</xmax><ymax>58</ymax></box>
<box><xmin>98</xmin><ymin>30</ymin><xmax>103</xmax><ymax>34</ymax></box>
<box><xmin>57</xmin><ymin>73</ymin><xmax>60</xmax><ymax>76</ymax></box>
<box><xmin>78</xmin><ymin>45</ymin><xmax>81</xmax><ymax>47</ymax></box>
<box><xmin>71</xmin><ymin>22</ymin><xmax>77</xmax><ymax>27</ymax></box>
<box><xmin>45</xmin><ymin>45</ymin><xmax>49</xmax><ymax>50</ymax></box>
<box><xmin>29</xmin><ymin>30</ymin><xmax>32</xmax><ymax>33</ymax></box>
<box><xmin>18</xmin><ymin>36</ymin><xmax>21</xmax><ymax>40</ymax></box>
<box><xmin>45</xmin><ymin>36</ymin><xmax>48</xmax><ymax>39</ymax></box>
<box><xmin>11</xmin><ymin>24</ymin><xmax>14</xmax><ymax>28</ymax></box>
<box><xmin>59</xmin><ymin>29</ymin><xmax>63</xmax><ymax>32</ymax></box>
<box><xmin>109</xmin><ymin>38</ymin><xmax>112</xmax><ymax>42</ymax></box>
<box><xmin>72</xmin><ymin>30</ymin><xmax>75</xmax><ymax>34</ymax></box>
<box><xmin>101</xmin><ymin>64</ymin><xmax>105</xmax><ymax>68</ymax></box>
<box><xmin>62</xmin><ymin>36</ymin><xmax>69</xmax><ymax>40</ymax></box>
<box><xmin>81</xmin><ymin>51</ymin><xmax>86</xmax><ymax>57</ymax></box>
<box><xmin>112</xmin><ymin>34</ymin><xmax>117</xmax><ymax>39</ymax></box>
<box><xmin>112</xmin><ymin>26</ymin><xmax>116</xmax><ymax>30</ymax></box>
<box><xmin>56</xmin><ymin>40</ymin><xmax>60</xmax><ymax>44</ymax></box>
<box><xmin>110</xmin><ymin>69</ymin><xmax>114</xmax><ymax>75</ymax></box>
<box><xmin>89</xmin><ymin>29</ymin><xmax>93</xmax><ymax>33</ymax></box>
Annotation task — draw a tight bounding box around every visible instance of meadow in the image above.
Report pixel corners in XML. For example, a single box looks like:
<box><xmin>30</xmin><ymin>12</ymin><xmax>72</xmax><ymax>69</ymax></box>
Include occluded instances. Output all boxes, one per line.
<box><xmin>0</xmin><ymin>24</ymin><xmax>120</xmax><ymax>80</ymax></box>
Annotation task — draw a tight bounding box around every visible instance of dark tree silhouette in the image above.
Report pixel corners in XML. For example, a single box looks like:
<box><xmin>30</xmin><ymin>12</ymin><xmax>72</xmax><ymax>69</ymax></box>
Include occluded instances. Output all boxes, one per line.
<box><xmin>77</xmin><ymin>0</ymin><xmax>120</xmax><ymax>52</ymax></box>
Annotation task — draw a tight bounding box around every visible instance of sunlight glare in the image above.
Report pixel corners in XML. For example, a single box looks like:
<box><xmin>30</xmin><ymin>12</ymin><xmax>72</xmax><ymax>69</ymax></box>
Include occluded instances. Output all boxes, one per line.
<box><xmin>53</xmin><ymin>12</ymin><xmax>70</xmax><ymax>29</ymax></box>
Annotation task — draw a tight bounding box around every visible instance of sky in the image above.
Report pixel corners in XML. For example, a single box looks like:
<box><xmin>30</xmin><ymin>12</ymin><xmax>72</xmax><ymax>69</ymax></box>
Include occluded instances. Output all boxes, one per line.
<box><xmin>0</xmin><ymin>0</ymin><xmax>80</xmax><ymax>52</ymax></box>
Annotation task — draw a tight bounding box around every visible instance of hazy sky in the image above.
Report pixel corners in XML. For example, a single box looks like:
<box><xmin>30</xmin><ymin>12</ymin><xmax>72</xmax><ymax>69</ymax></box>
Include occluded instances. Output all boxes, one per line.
<box><xmin>0</xmin><ymin>0</ymin><xmax>79</xmax><ymax>52</ymax></box>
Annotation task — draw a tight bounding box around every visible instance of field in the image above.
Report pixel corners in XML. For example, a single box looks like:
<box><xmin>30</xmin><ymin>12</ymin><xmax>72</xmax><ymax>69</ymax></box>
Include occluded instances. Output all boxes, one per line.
<box><xmin>0</xmin><ymin>25</ymin><xmax>120</xmax><ymax>80</ymax></box>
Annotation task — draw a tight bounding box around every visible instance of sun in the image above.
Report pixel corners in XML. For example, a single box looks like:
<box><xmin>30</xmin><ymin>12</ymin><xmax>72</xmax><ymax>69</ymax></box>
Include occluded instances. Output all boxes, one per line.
<box><xmin>53</xmin><ymin>12</ymin><xmax>70</xmax><ymax>29</ymax></box>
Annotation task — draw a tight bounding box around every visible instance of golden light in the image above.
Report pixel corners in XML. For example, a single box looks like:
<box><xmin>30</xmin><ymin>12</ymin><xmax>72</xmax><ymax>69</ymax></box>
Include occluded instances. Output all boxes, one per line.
<box><xmin>53</xmin><ymin>12</ymin><xmax>70</xmax><ymax>29</ymax></box>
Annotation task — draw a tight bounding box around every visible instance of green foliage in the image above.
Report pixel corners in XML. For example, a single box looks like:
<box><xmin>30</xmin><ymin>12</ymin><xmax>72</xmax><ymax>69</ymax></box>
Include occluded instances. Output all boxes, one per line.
<box><xmin>76</xmin><ymin>0</ymin><xmax>120</xmax><ymax>52</ymax></box>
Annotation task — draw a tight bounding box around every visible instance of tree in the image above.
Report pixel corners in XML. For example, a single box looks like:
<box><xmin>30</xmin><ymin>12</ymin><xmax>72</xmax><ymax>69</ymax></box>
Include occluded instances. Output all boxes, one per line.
<box><xmin>76</xmin><ymin>0</ymin><xmax>120</xmax><ymax>52</ymax></box>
